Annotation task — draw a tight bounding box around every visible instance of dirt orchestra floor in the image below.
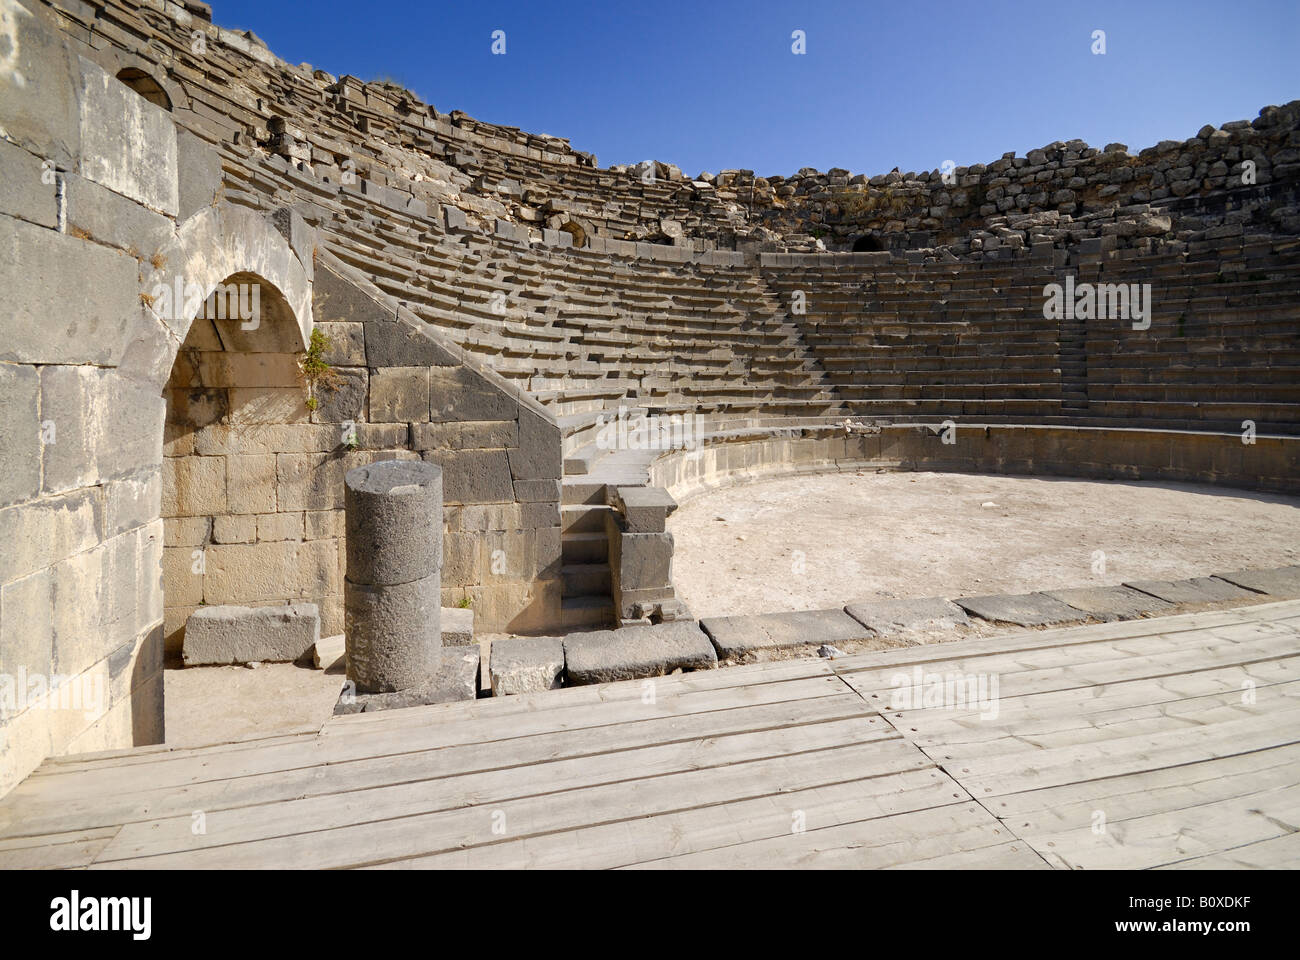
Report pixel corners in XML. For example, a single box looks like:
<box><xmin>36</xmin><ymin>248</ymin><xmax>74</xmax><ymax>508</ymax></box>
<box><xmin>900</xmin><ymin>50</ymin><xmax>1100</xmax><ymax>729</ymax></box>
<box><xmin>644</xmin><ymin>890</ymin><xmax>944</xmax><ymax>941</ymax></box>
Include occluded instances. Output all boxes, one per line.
<box><xmin>668</xmin><ymin>471</ymin><xmax>1300</xmax><ymax>620</ymax></box>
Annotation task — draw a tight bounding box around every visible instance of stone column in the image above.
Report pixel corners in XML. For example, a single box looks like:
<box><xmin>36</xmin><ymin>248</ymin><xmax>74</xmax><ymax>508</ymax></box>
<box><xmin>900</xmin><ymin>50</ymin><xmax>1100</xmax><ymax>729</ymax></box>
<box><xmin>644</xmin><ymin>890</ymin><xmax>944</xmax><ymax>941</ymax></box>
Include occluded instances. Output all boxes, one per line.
<box><xmin>344</xmin><ymin>459</ymin><xmax>443</xmax><ymax>694</ymax></box>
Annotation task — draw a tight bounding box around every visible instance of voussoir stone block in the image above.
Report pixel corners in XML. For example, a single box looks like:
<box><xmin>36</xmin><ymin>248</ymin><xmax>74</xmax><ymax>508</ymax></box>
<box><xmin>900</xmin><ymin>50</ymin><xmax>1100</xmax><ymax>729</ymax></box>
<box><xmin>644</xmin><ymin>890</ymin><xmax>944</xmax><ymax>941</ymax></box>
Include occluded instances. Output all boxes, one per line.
<box><xmin>182</xmin><ymin>602</ymin><xmax>320</xmax><ymax>665</ymax></box>
<box><xmin>563</xmin><ymin>620</ymin><xmax>716</xmax><ymax>685</ymax></box>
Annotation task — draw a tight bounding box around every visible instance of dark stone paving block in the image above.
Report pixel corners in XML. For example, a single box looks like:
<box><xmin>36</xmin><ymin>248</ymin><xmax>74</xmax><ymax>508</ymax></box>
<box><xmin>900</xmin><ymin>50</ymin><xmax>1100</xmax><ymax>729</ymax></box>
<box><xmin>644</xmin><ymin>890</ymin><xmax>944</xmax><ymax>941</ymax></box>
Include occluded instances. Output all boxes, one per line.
<box><xmin>1043</xmin><ymin>585</ymin><xmax>1176</xmax><ymax>622</ymax></box>
<box><xmin>700</xmin><ymin>608</ymin><xmax>876</xmax><ymax>660</ymax></box>
<box><xmin>563</xmin><ymin>621</ymin><xmax>717</xmax><ymax>685</ymax></box>
<box><xmin>954</xmin><ymin>592</ymin><xmax>1091</xmax><ymax>627</ymax></box>
<box><xmin>1212</xmin><ymin>566</ymin><xmax>1300</xmax><ymax>599</ymax></box>
<box><xmin>843</xmin><ymin>597</ymin><xmax>970</xmax><ymax>636</ymax></box>
<box><xmin>333</xmin><ymin>647</ymin><xmax>479</xmax><ymax>714</ymax></box>
<box><xmin>1124</xmin><ymin>576</ymin><xmax>1259</xmax><ymax>605</ymax></box>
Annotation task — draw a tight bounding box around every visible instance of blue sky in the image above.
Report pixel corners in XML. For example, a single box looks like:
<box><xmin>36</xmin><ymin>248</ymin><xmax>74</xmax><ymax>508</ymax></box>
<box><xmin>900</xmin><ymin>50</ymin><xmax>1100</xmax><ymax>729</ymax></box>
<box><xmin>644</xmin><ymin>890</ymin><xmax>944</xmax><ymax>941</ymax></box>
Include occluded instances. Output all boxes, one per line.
<box><xmin>215</xmin><ymin>0</ymin><xmax>1298</xmax><ymax>178</ymax></box>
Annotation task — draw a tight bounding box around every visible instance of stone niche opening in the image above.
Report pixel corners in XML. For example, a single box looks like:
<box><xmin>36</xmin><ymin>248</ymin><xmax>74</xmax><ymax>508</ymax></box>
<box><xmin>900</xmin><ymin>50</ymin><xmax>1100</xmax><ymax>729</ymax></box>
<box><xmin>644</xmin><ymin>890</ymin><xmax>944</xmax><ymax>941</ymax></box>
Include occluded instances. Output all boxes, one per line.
<box><xmin>851</xmin><ymin>234</ymin><xmax>885</xmax><ymax>252</ymax></box>
<box><xmin>115</xmin><ymin>68</ymin><xmax>172</xmax><ymax>110</ymax></box>
<box><xmin>161</xmin><ymin>273</ymin><xmax>339</xmax><ymax>659</ymax></box>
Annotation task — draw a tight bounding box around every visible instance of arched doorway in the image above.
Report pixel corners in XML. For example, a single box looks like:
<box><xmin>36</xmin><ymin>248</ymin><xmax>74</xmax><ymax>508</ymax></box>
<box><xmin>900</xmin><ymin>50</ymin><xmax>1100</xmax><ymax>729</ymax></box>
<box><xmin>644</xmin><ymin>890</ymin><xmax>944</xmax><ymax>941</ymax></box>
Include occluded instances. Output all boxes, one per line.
<box><xmin>852</xmin><ymin>234</ymin><xmax>885</xmax><ymax>252</ymax></box>
<box><xmin>161</xmin><ymin>273</ymin><xmax>329</xmax><ymax>657</ymax></box>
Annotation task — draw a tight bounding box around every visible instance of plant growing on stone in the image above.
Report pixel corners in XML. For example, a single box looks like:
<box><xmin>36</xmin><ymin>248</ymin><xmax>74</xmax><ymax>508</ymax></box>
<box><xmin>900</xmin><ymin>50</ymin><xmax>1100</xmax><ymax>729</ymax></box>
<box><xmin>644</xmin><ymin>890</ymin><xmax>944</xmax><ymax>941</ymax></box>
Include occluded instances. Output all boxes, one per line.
<box><xmin>299</xmin><ymin>328</ymin><xmax>341</xmax><ymax>411</ymax></box>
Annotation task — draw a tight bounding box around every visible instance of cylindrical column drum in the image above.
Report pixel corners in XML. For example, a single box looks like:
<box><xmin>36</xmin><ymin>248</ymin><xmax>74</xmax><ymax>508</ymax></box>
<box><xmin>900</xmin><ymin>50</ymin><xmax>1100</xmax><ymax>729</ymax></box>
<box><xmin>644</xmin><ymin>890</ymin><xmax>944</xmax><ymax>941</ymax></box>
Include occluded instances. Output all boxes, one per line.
<box><xmin>343</xmin><ymin>459</ymin><xmax>443</xmax><ymax>693</ymax></box>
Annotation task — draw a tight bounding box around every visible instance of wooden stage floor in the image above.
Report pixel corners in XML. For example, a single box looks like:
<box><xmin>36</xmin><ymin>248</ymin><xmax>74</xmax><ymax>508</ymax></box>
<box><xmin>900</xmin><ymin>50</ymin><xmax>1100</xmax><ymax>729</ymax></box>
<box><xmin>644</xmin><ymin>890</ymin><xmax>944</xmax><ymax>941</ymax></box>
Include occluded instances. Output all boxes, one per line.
<box><xmin>2</xmin><ymin>600</ymin><xmax>1298</xmax><ymax>869</ymax></box>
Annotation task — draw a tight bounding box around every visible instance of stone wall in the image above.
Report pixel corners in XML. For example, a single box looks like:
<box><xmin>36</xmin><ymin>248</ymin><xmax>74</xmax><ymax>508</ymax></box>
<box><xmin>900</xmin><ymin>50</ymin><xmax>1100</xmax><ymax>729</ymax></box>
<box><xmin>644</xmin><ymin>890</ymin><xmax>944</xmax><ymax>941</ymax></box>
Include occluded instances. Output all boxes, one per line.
<box><xmin>312</xmin><ymin>257</ymin><xmax>563</xmax><ymax>635</ymax></box>
<box><xmin>0</xmin><ymin>0</ymin><xmax>173</xmax><ymax>795</ymax></box>
<box><xmin>746</xmin><ymin>104</ymin><xmax>1300</xmax><ymax>252</ymax></box>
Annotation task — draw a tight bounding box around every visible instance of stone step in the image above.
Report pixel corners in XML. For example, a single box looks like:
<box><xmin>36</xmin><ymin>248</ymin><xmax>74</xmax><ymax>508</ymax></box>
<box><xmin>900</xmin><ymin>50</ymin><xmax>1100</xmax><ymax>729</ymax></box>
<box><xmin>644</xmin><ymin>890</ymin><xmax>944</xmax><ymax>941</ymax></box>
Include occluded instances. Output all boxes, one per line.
<box><xmin>561</xmin><ymin>594</ymin><xmax>615</xmax><ymax>630</ymax></box>
<box><xmin>562</xmin><ymin>479</ymin><xmax>607</xmax><ymax>505</ymax></box>
<box><xmin>562</xmin><ymin>531</ymin><xmax>609</xmax><ymax>563</ymax></box>
<box><xmin>562</xmin><ymin>563</ymin><xmax>612</xmax><ymax>596</ymax></box>
<box><xmin>561</xmin><ymin>503</ymin><xmax>613</xmax><ymax>533</ymax></box>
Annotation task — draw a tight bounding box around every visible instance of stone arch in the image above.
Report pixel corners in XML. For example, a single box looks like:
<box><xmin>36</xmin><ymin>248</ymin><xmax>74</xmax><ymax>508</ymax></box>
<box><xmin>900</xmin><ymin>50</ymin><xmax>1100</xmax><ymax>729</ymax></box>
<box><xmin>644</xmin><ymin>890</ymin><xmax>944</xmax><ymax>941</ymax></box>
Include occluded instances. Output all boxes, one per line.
<box><xmin>160</xmin><ymin>269</ymin><xmax>319</xmax><ymax>658</ymax></box>
<box><xmin>852</xmin><ymin>234</ymin><xmax>885</xmax><ymax>252</ymax></box>
<box><xmin>116</xmin><ymin>67</ymin><xmax>172</xmax><ymax>110</ymax></box>
<box><xmin>557</xmin><ymin>217</ymin><xmax>589</xmax><ymax>248</ymax></box>
<box><xmin>133</xmin><ymin>203</ymin><xmax>314</xmax><ymax>396</ymax></box>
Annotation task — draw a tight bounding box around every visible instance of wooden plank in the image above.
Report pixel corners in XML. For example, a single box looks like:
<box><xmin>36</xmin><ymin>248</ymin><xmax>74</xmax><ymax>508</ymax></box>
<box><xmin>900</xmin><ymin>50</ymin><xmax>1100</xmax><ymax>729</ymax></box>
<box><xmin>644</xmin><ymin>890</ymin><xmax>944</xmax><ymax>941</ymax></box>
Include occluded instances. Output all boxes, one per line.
<box><xmin>1158</xmin><ymin>830</ymin><xmax>1300</xmax><ymax>869</ymax></box>
<box><xmin>1019</xmin><ymin>782</ymin><xmax>1300</xmax><ymax>869</ymax></box>
<box><xmin>372</xmin><ymin>758</ymin><xmax>956</xmax><ymax>870</ymax></box>
<box><xmin>827</xmin><ymin>606</ymin><xmax>1263</xmax><ymax>677</ymax></box>
<box><xmin>0</xmin><ymin>674</ymin><xmax>853</xmax><ymax>821</ymax></box>
<box><xmin>900</xmin><ymin>681</ymin><xmax>1300</xmax><ymax>762</ymax></box>
<box><xmin>325</xmin><ymin>656</ymin><xmax>836</xmax><ymax>734</ymax></box>
<box><xmin>618</xmin><ymin>802</ymin><xmax>1024</xmax><ymax>869</ymax></box>
<box><xmin>0</xmin><ymin>690</ymin><xmax>877</xmax><ymax>841</ymax></box>
<box><xmin>90</xmin><ymin>720</ymin><xmax>902</xmax><ymax>868</ymax></box>
<box><xmin>0</xmin><ymin>826</ymin><xmax>119</xmax><ymax>870</ymax></box>
<box><xmin>892</xmin><ymin>659</ymin><xmax>1300</xmax><ymax>748</ymax></box>
<box><xmin>991</xmin><ymin>742</ymin><xmax>1300</xmax><ymax>820</ymax></box>
<box><xmin>840</xmin><ymin>623</ymin><xmax>1299</xmax><ymax>705</ymax></box>
<box><xmin>953</xmin><ymin>705</ymin><xmax>1300</xmax><ymax>797</ymax></box>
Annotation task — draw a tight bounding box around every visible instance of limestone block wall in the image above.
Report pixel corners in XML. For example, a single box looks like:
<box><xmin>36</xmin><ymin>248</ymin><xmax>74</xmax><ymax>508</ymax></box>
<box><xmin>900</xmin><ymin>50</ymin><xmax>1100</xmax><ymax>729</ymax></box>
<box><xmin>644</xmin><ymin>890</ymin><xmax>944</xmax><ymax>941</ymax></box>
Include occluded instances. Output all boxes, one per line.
<box><xmin>312</xmin><ymin>256</ymin><xmax>564</xmax><ymax>635</ymax></box>
<box><xmin>0</xmin><ymin>0</ymin><xmax>176</xmax><ymax>795</ymax></box>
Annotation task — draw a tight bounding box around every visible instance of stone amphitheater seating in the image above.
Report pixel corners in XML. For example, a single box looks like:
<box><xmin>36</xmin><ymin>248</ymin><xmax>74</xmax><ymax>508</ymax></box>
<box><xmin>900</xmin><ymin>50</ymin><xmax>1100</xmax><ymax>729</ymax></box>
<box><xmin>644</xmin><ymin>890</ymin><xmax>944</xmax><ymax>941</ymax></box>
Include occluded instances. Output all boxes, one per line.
<box><xmin>26</xmin><ymin>0</ymin><xmax>1300</xmax><ymax>637</ymax></box>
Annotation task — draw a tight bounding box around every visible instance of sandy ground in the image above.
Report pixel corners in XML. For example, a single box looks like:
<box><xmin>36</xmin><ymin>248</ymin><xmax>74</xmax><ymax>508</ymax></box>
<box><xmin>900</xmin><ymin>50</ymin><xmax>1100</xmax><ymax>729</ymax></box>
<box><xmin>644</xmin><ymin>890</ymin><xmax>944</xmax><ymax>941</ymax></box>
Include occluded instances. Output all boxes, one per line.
<box><xmin>163</xmin><ymin>662</ymin><xmax>345</xmax><ymax>748</ymax></box>
<box><xmin>668</xmin><ymin>471</ymin><xmax>1300</xmax><ymax>620</ymax></box>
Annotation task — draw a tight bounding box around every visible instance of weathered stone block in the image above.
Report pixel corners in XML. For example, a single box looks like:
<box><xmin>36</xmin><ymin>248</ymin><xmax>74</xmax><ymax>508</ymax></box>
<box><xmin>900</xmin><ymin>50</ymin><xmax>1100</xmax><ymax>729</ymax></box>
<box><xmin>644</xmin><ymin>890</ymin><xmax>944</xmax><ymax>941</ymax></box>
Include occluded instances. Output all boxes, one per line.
<box><xmin>0</xmin><ymin>217</ymin><xmax>139</xmax><ymax>365</ymax></box>
<box><xmin>370</xmin><ymin>367</ymin><xmax>431</xmax><ymax>422</ymax></box>
<box><xmin>182</xmin><ymin>602</ymin><xmax>321</xmax><ymax>665</ymax></box>
<box><xmin>429</xmin><ymin>366</ymin><xmax>518</xmax><ymax>422</ymax></box>
<box><xmin>563</xmin><ymin>620</ymin><xmax>716</xmax><ymax>685</ymax></box>
<box><xmin>0</xmin><ymin>364</ymin><xmax>41</xmax><ymax>507</ymax></box>
<box><xmin>226</xmin><ymin>454</ymin><xmax>278</xmax><ymax>514</ymax></box>
<box><xmin>162</xmin><ymin>454</ymin><xmax>227</xmax><ymax>517</ymax></box>
<box><xmin>843</xmin><ymin>597</ymin><xmax>970</xmax><ymax>636</ymax></box>
<box><xmin>508</xmin><ymin>404</ymin><xmax>562</xmax><ymax>481</ymax></box>
<box><xmin>413</xmin><ymin>420</ymin><xmax>517</xmax><ymax>451</ymax></box>
<box><xmin>311</xmin><ymin>367</ymin><xmax>367</xmax><ymax>424</ymax></box>
<box><xmin>0</xmin><ymin>568</ymin><xmax>54</xmax><ymax>678</ymax></box>
<box><xmin>1044</xmin><ymin>585</ymin><xmax>1175</xmax><ymax>622</ymax></box>
<box><xmin>1123</xmin><ymin>576</ymin><xmax>1257</xmax><ymax>605</ymax></box>
<box><xmin>615</xmin><ymin>531</ymin><xmax>673</xmax><ymax>591</ymax></box>
<box><xmin>702</xmin><ymin>608</ymin><xmax>878</xmax><ymax>660</ymax></box>
<box><xmin>365</xmin><ymin>316</ymin><xmax>461</xmax><ymax>367</ymax></box>
<box><xmin>0</xmin><ymin>137</ymin><xmax>57</xmax><ymax>227</ymax></box>
<box><xmin>64</xmin><ymin>172</ymin><xmax>172</xmax><ymax>255</ymax></box>
<box><xmin>176</xmin><ymin>127</ymin><xmax>222</xmax><ymax>221</ymax></box>
<box><xmin>77</xmin><ymin>55</ymin><xmax>178</xmax><ymax>216</ymax></box>
<box><xmin>1213</xmin><ymin>566</ymin><xmax>1300</xmax><ymax>599</ymax></box>
<box><xmin>489</xmin><ymin>635</ymin><xmax>564</xmax><ymax>695</ymax></box>
<box><xmin>440</xmin><ymin>606</ymin><xmax>474</xmax><ymax>645</ymax></box>
<box><xmin>955</xmin><ymin>592</ymin><xmax>1091</xmax><ymax>627</ymax></box>
<box><xmin>614</xmin><ymin>486</ymin><xmax>677</xmax><ymax>533</ymax></box>
<box><xmin>0</xmin><ymin>0</ymin><xmax>82</xmax><ymax>166</ymax></box>
<box><xmin>421</xmin><ymin>448</ymin><xmax>515</xmax><ymax>504</ymax></box>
